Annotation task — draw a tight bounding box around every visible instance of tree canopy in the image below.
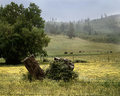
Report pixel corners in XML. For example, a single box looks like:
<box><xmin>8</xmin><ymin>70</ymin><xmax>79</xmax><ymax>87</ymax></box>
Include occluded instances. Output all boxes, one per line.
<box><xmin>0</xmin><ymin>2</ymin><xmax>50</xmax><ymax>64</ymax></box>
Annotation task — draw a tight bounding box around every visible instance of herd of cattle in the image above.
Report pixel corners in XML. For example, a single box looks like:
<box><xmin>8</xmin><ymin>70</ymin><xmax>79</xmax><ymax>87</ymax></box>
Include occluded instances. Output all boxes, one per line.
<box><xmin>64</xmin><ymin>50</ymin><xmax>113</xmax><ymax>55</ymax></box>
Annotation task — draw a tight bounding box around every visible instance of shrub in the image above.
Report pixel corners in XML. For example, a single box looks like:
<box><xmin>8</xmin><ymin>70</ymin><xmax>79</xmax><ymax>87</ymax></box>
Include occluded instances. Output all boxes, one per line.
<box><xmin>70</xmin><ymin>52</ymin><xmax>73</xmax><ymax>54</ymax></box>
<box><xmin>64</xmin><ymin>52</ymin><xmax>68</xmax><ymax>54</ymax></box>
<box><xmin>79</xmin><ymin>51</ymin><xmax>82</xmax><ymax>53</ymax></box>
<box><xmin>45</xmin><ymin>60</ymin><xmax>78</xmax><ymax>82</ymax></box>
<box><xmin>43</xmin><ymin>59</ymin><xmax>49</xmax><ymax>62</ymax></box>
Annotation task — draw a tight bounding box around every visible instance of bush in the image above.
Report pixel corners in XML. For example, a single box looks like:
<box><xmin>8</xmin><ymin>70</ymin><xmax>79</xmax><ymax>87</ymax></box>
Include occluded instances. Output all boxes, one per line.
<box><xmin>70</xmin><ymin>52</ymin><xmax>73</xmax><ymax>54</ymax></box>
<box><xmin>43</xmin><ymin>59</ymin><xmax>49</xmax><ymax>62</ymax></box>
<box><xmin>45</xmin><ymin>60</ymin><xmax>78</xmax><ymax>82</ymax></box>
<box><xmin>64</xmin><ymin>52</ymin><xmax>68</xmax><ymax>54</ymax></box>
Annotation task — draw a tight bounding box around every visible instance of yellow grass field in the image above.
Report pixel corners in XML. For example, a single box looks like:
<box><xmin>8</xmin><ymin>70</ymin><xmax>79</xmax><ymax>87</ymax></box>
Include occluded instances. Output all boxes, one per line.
<box><xmin>0</xmin><ymin>53</ymin><xmax>120</xmax><ymax>95</ymax></box>
<box><xmin>0</xmin><ymin>35</ymin><xmax>120</xmax><ymax>95</ymax></box>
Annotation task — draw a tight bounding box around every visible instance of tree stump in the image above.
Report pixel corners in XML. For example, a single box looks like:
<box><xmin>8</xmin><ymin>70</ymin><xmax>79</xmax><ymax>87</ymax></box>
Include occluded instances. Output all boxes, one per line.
<box><xmin>22</xmin><ymin>55</ymin><xmax>45</xmax><ymax>80</ymax></box>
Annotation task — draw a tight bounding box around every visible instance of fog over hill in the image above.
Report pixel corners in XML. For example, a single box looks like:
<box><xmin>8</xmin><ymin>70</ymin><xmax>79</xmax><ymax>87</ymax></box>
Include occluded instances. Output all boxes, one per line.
<box><xmin>0</xmin><ymin>1</ymin><xmax>120</xmax><ymax>43</ymax></box>
<box><xmin>45</xmin><ymin>14</ymin><xmax>120</xmax><ymax>44</ymax></box>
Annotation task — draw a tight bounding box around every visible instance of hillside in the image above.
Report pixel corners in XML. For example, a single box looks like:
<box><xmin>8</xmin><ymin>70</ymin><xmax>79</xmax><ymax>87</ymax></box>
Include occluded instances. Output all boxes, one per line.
<box><xmin>91</xmin><ymin>14</ymin><xmax>120</xmax><ymax>34</ymax></box>
<box><xmin>45</xmin><ymin>14</ymin><xmax>120</xmax><ymax>43</ymax></box>
<box><xmin>46</xmin><ymin>35</ymin><xmax>120</xmax><ymax>56</ymax></box>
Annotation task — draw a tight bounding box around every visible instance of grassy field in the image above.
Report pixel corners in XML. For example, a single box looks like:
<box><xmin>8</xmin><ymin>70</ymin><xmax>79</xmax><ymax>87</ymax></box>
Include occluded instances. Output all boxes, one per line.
<box><xmin>46</xmin><ymin>35</ymin><xmax>120</xmax><ymax>56</ymax></box>
<box><xmin>0</xmin><ymin>35</ymin><xmax>120</xmax><ymax>96</ymax></box>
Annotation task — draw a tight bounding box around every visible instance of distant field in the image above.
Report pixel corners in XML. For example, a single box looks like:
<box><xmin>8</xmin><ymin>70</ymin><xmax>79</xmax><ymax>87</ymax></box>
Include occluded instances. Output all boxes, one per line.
<box><xmin>46</xmin><ymin>35</ymin><xmax>120</xmax><ymax>56</ymax></box>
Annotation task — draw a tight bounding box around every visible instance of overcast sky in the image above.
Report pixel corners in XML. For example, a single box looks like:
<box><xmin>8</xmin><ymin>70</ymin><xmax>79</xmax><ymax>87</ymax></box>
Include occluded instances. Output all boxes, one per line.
<box><xmin>0</xmin><ymin>0</ymin><xmax>120</xmax><ymax>21</ymax></box>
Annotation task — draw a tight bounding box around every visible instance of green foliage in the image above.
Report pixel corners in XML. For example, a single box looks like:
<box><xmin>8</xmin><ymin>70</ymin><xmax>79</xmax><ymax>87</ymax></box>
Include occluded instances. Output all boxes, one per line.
<box><xmin>0</xmin><ymin>2</ymin><xmax>50</xmax><ymax>64</ymax></box>
<box><xmin>46</xmin><ymin>60</ymin><xmax>78</xmax><ymax>82</ymax></box>
<box><xmin>83</xmin><ymin>19</ymin><xmax>93</xmax><ymax>35</ymax></box>
<box><xmin>43</xmin><ymin>58</ymin><xmax>49</xmax><ymax>62</ymax></box>
<box><xmin>67</xmin><ymin>22</ymin><xmax>75</xmax><ymax>39</ymax></box>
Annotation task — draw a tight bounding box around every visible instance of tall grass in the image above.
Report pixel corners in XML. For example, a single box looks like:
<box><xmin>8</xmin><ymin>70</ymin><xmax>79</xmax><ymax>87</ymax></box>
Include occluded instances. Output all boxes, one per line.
<box><xmin>0</xmin><ymin>53</ymin><xmax>120</xmax><ymax>95</ymax></box>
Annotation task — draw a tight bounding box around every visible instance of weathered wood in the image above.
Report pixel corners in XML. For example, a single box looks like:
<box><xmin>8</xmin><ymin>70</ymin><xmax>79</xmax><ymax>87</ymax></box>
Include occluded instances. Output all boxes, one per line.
<box><xmin>54</xmin><ymin>57</ymin><xmax>74</xmax><ymax>70</ymax></box>
<box><xmin>22</xmin><ymin>55</ymin><xmax>45</xmax><ymax>80</ymax></box>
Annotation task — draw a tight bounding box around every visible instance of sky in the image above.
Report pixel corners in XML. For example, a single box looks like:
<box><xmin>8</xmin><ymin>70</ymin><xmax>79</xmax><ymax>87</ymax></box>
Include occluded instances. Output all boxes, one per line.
<box><xmin>0</xmin><ymin>0</ymin><xmax>120</xmax><ymax>22</ymax></box>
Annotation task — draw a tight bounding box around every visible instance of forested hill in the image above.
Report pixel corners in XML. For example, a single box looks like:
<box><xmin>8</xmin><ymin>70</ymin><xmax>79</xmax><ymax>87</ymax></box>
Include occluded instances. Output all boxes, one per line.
<box><xmin>45</xmin><ymin>14</ymin><xmax>120</xmax><ymax>44</ymax></box>
<box><xmin>90</xmin><ymin>14</ymin><xmax>120</xmax><ymax>34</ymax></box>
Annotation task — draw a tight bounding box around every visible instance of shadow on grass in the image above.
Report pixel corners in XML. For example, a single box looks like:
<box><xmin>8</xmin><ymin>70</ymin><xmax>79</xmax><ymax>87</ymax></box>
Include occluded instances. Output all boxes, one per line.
<box><xmin>0</xmin><ymin>62</ymin><xmax>24</xmax><ymax>67</ymax></box>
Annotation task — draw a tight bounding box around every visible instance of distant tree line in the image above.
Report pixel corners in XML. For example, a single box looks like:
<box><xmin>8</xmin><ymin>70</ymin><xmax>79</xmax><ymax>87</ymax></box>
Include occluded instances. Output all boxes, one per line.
<box><xmin>45</xmin><ymin>15</ymin><xmax>120</xmax><ymax>43</ymax></box>
<box><xmin>45</xmin><ymin>20</ymin><xmax>75</xmax><ymax>39</ymax></box>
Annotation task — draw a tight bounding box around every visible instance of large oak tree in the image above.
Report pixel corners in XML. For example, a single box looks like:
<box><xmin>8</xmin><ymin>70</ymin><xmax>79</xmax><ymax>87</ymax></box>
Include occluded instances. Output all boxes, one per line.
<box><xmin>0</xmin><ymin>2</ymin><xmax>50</xmax><ymax>64</ymax></box>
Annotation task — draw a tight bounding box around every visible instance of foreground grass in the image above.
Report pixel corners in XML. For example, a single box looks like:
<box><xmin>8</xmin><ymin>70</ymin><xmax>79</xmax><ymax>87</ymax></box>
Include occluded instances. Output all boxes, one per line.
<box><xmin>1</xmin><ymin>78</ymin><xmax>120</xmax><ymax>96</ymax></box>
<box><xmin>0</xmin><ymin>53</ymin><xmax>120</xmax><ymax>95</ymax></box>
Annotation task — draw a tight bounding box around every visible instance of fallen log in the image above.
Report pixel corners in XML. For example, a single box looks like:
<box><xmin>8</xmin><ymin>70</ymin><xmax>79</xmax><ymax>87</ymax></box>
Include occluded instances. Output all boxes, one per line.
<box><xmin>22</xmin><ymin>55</ymin><xmax>45</xmax><ymax>80</ymax></box>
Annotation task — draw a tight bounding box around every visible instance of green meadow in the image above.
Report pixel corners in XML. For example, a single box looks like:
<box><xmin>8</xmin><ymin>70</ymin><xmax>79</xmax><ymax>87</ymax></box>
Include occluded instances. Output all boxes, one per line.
<box><xmin>0</xmin><ymin>35</ymin><xmax>120</xmax><ymax>96</ymax></box>
<box><xmin>46</xmin><ymin>35</ymin><xmax>120</xmax><ymax>56</ymax></box>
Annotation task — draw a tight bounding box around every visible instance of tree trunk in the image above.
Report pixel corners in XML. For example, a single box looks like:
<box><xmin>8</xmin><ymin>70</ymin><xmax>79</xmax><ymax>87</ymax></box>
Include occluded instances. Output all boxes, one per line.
<box><xmin>22</xmin><ymin>55</ymin><xmax>45</xmax><ymax>80</ymax></box>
